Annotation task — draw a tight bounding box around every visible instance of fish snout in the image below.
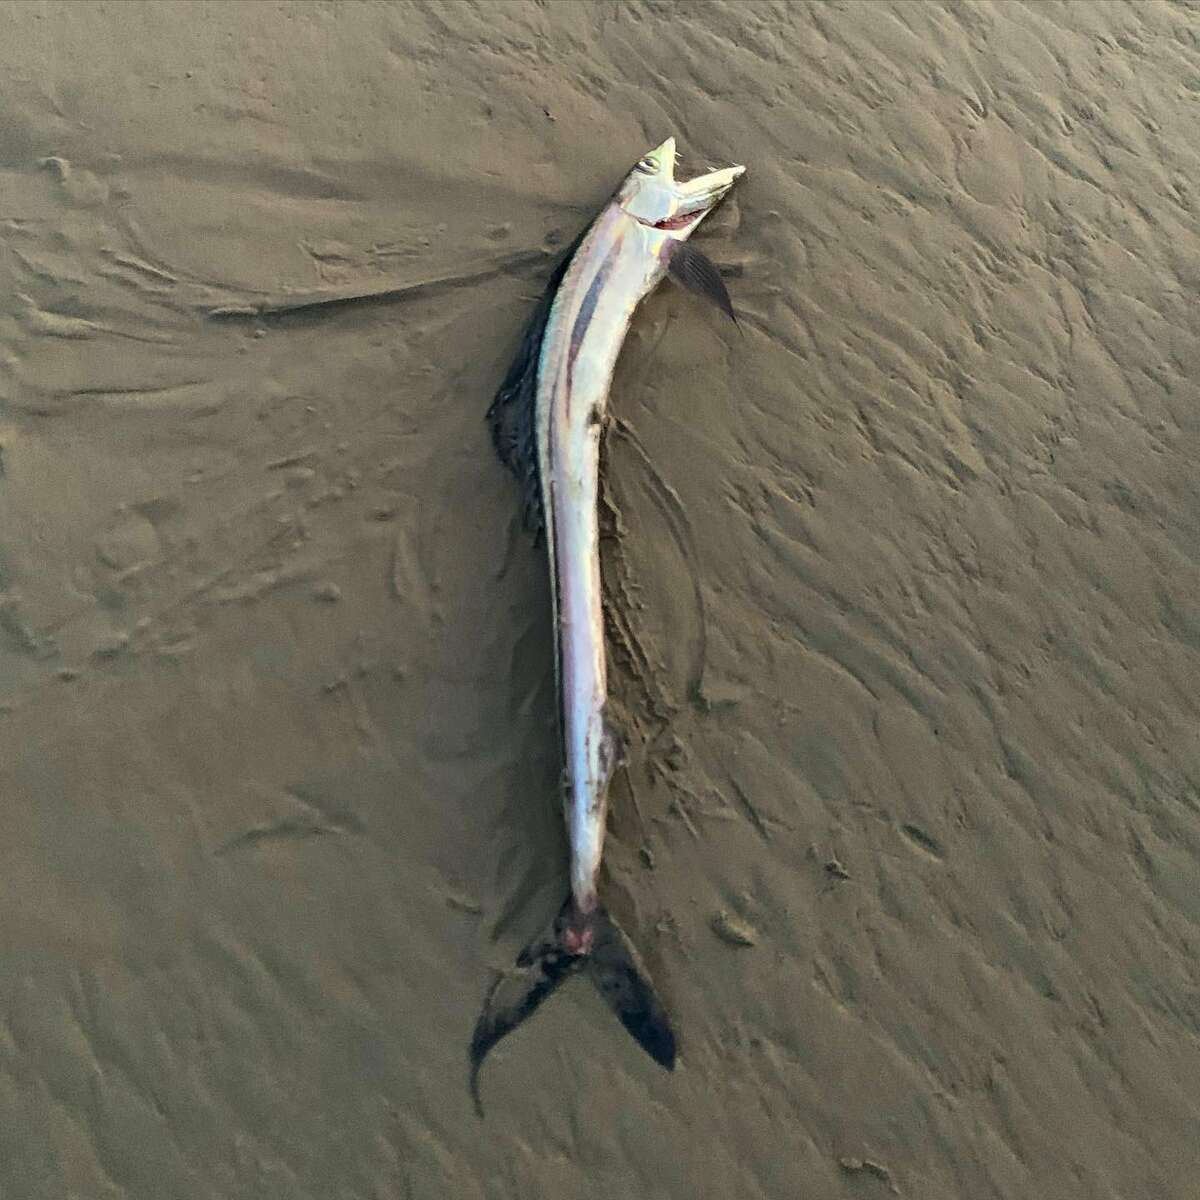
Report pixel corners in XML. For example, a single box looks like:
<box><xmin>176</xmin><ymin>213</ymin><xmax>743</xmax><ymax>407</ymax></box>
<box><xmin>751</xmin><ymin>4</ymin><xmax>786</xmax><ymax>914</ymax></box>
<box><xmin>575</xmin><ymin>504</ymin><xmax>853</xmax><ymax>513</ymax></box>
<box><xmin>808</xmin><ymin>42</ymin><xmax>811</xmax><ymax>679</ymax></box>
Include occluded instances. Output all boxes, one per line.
<box><xmin>674</xmin><ymin>163</ymin><xmax>745</xmax><ymax>216</ymax></box>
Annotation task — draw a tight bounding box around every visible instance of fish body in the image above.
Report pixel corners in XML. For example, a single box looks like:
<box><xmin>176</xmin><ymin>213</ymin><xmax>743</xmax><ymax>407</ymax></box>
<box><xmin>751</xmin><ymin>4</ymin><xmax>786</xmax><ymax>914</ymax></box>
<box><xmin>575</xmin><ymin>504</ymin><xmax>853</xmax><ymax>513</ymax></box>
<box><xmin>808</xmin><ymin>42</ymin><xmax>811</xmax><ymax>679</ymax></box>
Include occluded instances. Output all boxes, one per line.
<box><xmin>538</xmin><ymin>201</ymin><xmax>669</xmax><ymax>923</ymax></box>
<box><xmin>473</xmin><ymin>138</ymin><xmax>744</xmax><ymax>1107</ymax></box>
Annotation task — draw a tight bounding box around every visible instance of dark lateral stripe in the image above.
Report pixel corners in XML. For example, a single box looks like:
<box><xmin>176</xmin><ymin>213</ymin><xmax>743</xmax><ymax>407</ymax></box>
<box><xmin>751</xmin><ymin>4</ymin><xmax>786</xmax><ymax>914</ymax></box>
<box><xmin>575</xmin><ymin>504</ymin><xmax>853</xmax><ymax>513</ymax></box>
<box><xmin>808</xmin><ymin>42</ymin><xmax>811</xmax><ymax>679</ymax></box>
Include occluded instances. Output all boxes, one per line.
<box><xmin>566</xmin><ymin>249</ymin><xmax>613</xmax><ymax>400</ymax></box>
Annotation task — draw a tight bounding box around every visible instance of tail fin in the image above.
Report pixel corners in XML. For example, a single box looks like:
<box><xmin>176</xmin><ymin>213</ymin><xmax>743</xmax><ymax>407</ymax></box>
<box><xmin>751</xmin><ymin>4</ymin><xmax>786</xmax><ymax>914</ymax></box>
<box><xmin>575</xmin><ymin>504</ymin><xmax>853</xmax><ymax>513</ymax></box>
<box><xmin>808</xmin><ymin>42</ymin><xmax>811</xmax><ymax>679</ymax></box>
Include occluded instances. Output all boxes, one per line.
<box><xmin>468</xmin><ymin>898</ymin><xmax>676</xmax><ymax>1116</ymax></box>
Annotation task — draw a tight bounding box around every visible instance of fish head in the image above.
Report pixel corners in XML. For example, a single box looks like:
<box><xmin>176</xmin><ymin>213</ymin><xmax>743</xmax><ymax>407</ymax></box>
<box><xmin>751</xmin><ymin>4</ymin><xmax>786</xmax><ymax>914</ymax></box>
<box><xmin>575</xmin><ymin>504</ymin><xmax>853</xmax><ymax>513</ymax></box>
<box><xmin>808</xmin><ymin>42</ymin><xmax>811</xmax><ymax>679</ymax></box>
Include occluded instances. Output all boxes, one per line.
<box><xmin>617</xmin><ymin>136</ymin><xmax>745</xmax><ymax>239</ymax></box>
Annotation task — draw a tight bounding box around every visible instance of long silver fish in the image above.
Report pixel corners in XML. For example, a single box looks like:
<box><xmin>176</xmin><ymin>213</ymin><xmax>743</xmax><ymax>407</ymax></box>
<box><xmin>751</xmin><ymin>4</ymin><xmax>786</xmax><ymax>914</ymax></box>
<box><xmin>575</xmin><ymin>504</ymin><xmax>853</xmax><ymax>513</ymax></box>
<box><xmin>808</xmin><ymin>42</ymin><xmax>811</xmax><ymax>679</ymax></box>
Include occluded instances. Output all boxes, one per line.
<box><xmin>473</xmin><ymin>138</ymin><xmax>745</xmax><ymax>1109</ymax></box>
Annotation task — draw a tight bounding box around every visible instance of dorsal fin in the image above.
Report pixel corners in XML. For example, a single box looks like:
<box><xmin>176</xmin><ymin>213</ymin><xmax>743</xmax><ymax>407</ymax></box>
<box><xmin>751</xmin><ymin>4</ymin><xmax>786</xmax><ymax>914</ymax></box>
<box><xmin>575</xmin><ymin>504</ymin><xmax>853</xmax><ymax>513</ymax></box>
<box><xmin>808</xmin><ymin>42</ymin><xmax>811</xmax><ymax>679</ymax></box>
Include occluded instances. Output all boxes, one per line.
<box><xmin>486</xmin><ymin>225</ymin><xmax>589</xmax><ymax>537</ymax></box>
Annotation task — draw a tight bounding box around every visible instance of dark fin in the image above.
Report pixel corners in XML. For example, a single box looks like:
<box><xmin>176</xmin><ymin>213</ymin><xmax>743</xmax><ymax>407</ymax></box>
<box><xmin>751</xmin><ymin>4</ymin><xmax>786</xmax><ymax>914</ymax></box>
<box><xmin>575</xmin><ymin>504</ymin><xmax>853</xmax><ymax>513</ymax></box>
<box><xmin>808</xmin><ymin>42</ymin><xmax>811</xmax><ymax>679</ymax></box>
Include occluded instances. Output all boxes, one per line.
<box><xmin>487</xmin><ymin>225</ymin><xmax>590</xmax><ymax>538</ymax></box>
<box><xmin>586</xmin><ymin>908</ymin><xmax>677</xmax><ymax>1070</ymax></box>
<box><xmin>467</xmin><ymin>898</ymin><xmax>676</xmax><ymax>1115</ymax></box>
<box><xmin>667</xmin><ymin>241</ymin><xmax>739</xmax><ymax>328</ymax></box>
<box><xmin>468</xmin><ymin>931</ymin><xmax>583</xmax><ymax>1117</ymax></box>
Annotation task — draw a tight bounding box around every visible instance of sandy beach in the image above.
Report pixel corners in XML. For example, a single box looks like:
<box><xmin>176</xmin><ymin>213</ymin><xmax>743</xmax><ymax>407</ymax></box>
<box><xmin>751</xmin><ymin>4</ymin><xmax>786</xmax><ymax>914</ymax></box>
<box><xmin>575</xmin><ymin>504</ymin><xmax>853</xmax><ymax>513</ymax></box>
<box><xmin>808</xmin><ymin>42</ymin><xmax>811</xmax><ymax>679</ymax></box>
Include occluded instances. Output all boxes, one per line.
<box><xmin>1</xmin><ymin>1</ymin><xmax>1199</xmax><ymax>1196</ymax></box>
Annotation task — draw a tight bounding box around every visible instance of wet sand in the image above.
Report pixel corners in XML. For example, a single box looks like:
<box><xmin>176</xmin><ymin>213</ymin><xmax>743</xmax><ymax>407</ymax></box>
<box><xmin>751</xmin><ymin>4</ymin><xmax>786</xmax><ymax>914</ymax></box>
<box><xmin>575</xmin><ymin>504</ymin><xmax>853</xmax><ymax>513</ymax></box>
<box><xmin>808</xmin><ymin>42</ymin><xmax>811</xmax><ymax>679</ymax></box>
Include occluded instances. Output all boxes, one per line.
<box><xmin>2</xmin><ymin>2</ymin><xmax>1199</xmax><ymax>1196</ymax></box>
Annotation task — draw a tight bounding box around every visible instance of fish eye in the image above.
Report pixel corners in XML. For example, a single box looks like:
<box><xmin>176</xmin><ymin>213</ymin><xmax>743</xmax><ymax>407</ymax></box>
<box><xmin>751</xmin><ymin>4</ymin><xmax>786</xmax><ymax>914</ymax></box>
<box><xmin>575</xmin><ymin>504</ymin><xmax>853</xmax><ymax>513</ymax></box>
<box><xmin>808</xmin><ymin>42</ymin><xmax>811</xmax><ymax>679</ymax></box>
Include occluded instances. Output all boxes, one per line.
<box><xmin>636</xmin><ymin>156</ymin><xmax>659</xmax><ymax>174</ymax></box>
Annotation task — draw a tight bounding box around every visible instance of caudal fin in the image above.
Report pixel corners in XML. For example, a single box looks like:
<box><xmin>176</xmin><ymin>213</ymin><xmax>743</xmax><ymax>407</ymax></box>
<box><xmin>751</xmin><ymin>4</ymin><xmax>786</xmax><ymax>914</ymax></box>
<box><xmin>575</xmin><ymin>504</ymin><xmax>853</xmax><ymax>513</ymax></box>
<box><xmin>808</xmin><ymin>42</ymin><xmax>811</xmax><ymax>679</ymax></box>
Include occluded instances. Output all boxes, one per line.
<box><xmin>468</xmin><ymin>898</ymin><xmax>676</xmax><ymax>1115</ymax></box>
<box><xmin>584</xmin><ymin>907</ymin><xmax>677</xmax><ymax>1069</ymax></box>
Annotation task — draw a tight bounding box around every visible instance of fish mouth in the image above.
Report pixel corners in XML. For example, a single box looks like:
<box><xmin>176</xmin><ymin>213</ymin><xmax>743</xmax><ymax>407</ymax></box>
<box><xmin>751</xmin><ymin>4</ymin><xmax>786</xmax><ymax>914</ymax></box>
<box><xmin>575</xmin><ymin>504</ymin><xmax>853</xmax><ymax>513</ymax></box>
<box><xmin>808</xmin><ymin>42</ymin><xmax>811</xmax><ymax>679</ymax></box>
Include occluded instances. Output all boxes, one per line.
<box><xmin>646</xmin><ymin>163</ymin><xmax>746</xmax><ymax>232</ymax></box>
<box><xmin>651</xmin><ymin>208</ymin><xmax>706</xmax><ymax>232</ymax></box>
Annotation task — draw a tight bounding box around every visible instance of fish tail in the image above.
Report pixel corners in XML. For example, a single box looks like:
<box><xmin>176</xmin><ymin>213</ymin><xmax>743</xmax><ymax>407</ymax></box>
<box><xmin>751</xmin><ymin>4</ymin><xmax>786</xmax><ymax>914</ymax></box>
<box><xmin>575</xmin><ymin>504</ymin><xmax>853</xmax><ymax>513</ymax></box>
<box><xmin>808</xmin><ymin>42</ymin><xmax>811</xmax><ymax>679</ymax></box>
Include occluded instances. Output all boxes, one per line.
<box><xmin>468</xmin><ymin>897</ymin><xmax>676</xmax><ymax>1116</ymax></box>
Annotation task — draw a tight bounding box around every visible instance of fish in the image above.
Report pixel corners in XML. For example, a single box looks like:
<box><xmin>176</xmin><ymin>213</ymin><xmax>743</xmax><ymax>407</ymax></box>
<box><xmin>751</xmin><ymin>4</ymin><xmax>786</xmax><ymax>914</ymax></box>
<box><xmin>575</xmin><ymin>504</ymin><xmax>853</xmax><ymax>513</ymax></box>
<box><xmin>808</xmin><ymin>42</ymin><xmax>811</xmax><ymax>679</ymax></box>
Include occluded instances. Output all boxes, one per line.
<box><xmin>473</xmin><ymin>137</ymin><xmax>745</xmax><ymax>1112</ymax></box>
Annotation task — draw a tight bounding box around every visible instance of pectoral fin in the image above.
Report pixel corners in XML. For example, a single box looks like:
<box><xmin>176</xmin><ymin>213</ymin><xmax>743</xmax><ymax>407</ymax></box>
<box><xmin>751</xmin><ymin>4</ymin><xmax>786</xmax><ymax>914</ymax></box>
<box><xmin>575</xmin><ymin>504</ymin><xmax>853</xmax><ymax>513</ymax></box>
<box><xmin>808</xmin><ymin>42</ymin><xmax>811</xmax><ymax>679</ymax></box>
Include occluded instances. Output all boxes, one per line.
<box><xmin>667</xmin><ymin>241</ymin><xmax>738</xmax><ymax>327</ymax></box>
